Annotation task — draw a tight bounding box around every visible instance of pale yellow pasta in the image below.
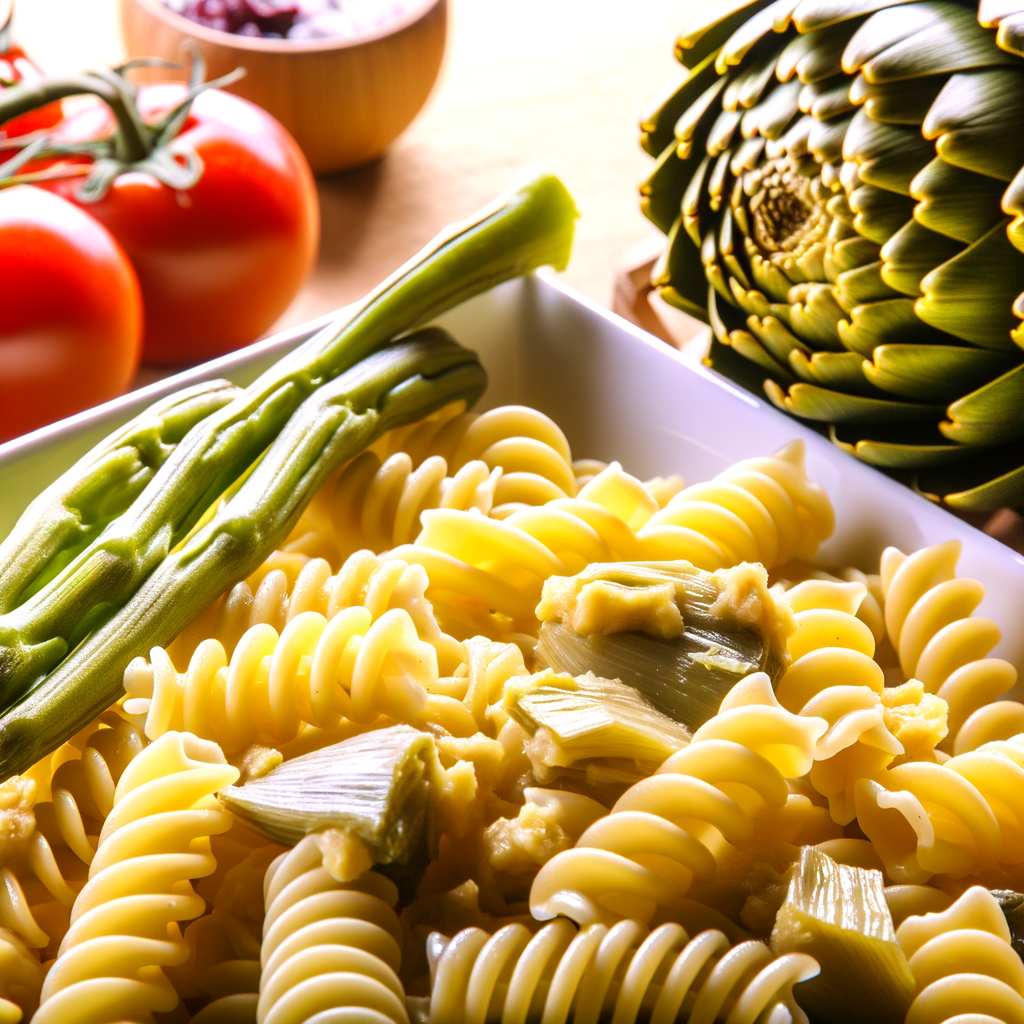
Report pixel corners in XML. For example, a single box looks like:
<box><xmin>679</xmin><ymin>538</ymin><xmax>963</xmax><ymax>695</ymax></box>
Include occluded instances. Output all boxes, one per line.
<box><xmin>636</xmin><ymin>441</ymin><xmax>834</xmax><ymax>571</ymax></box>
<box><xmin>897</xmin><ymin>886</ymin><xmax>1024</xmax><ymax>1024</ymax></box>
<box><xmin>529</xmin><ymin>673</ymin><xmax>826</xmax><ymax>927</ymax></box>
<box><xmin>123</xmin><ymin>557</ymin><xmax>470</xmax><ymax>751</ymax></box>
<box><xmin>855</xmin><ymin>734</ymin><xmax>1024</xmax><ymax>883</ymax></box>
<box><xmin>0</xmin><ymin>926</ymin><xmax>45</xmax><ymax>1024</ymax></box>
<box><xmin>881</xmin><ymin>541</ymin><xmax>1020</xmax><ymax>755</ymax></box>
<box><xmin>427</xmin><ymin>918</ymin><xmax>818</xmax><ymax>1024</ymax></box>
<box><xmin>33</xmin><ymin>732</ymin><xmax>238</xmax><ymax>1024</ymax></box>
<box><xmin>258</xmin><ymin>833</ymin><xmax>407</xmax><ymax>1024</ymax></box>
<box><xmin>774</xmin><ymin>579</ymin><xmax>900</xmax><ymax>825</ymax></box>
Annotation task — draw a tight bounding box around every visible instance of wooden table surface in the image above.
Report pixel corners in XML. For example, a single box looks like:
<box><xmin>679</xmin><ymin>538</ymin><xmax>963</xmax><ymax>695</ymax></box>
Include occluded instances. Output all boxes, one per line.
<box><xmin>14</xmin><ymin>0</ymin><xmax>686</xmax><ymax>339</ymax></box>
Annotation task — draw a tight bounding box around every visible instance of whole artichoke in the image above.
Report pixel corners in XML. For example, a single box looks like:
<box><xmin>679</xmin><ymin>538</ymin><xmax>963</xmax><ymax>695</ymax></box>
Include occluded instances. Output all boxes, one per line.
<box><xmin>641</xmin><ymin>0</ymin><xmax>1024</xmax><ymax>511</ymax></box>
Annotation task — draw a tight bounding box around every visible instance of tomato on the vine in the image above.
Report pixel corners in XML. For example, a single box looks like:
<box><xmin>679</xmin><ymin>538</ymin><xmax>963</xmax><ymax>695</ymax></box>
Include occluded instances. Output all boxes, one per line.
<box><xmin>0</xmin><ymin>44</ymin><xmax>63</xmax><ymax>139</ymax></box>
<box><xmin>0</xmin><ymin>185</ymin><xmax>142</xmax><ymax>442</ymax></box>
<box><xmin>41</xmin><ymin>83</ymin><xmax>319</xmax><ymax>366</ymax></box>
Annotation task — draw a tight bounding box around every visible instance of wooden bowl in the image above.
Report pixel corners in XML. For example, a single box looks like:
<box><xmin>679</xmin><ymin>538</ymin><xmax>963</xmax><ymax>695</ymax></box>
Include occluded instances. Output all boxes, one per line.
<box><xmin>120</xmin><ymin>0</ymin><xmax>447</xmax><ymax>174</ymax></box>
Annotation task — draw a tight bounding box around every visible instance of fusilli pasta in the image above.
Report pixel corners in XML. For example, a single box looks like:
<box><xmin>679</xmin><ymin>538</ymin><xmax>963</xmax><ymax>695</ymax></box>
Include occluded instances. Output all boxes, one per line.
<box><xmin>0</xmin><ymin>927</ymin><xmax>45</xmax><ymax>1024</ymax></box>
<box><xmin>425</xmin><ymin>917</ymin><xmax>818</xmax><ymax>1024</ymax></box>
<box><xmin>897</xmin><ymin>886</ymin><xmax>1024</xmax><ymax>1023</ymax></box>
<box><xmin>856</xmin><ymin>734</ymin><xmax>1024</xmax><ymax>883</ymax></box>
<box><xmin>33</xmin><ymin>732</ymin><xmax>238</xmax><ymax>1024</ymax></box>
<box><xmin>636</xmin><ymin>441</ymin><xmax>834</xmax><ymax>571</ymax></box>
<box><xmin>775</xmin><ymin>579</ymin><xmax>901</xmax><ymax>825</ymax></box>
<box><xmin>529</xmin><ymin>673</ymin><xmax>826</xmax><ymax>926</ymax></box>
<box><xmin>259</xmin><ymin>832</ymin><xmax>408</xmax><ymax>1024</ymax></box>
<box><xmin>881</xmin><ymin>541</ymin><xmax>1021</xmax><ymax>756</ymax></box>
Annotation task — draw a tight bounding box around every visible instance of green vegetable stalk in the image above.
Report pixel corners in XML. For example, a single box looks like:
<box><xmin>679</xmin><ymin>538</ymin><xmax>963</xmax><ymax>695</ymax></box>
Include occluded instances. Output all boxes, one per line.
<box><xmin>0</xmin><ymin>380</ymin><xmax>239</xmax><ymax>615</ymax></box>
<box><xmin>0</xmin><ymin>171</ymin><xmax>577</xmax><ymax>712</ymax></box>
<box><xmin>0</xmin><ymin>330</ymin><xmax>486</xmax><ymax>780</ymax></box>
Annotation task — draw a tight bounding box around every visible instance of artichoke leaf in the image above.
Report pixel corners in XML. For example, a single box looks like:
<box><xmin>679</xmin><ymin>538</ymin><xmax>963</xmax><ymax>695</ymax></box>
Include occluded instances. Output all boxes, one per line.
<box><xmin>849</xmin><ymin>72</ymin><xmax>950</xmax><ymax>125</ymax></box>
<box><xmin>793</xmin><ymin>0</ymin><xmax>917</xmax><ymax>34</ymax></box>
<box><xmin>641</xmin><ymin>50</ymin><xmax>722</xmax><ymax>157</ymax></box>
<box><xmin>791</xmin><ymin>349</ymin><xmax>882</xmax><ymax>394</ymax></box>
<box><xmin>726</xmin><ymin>53</ymin><xmax>781</xmax><ymax>109</ymax></box>
<box><xmin>834</xmin><ymin>260</ymin><xmax>901</xmax><ymax>311</ymax></box>
<box><xmin>919</xmin><ymin>447</ymin><xmax>1024</xmax><ymax>509</ymax></box>
<box><xmin>923</xmin><ymin>68</ymin><xmax>1024</xmax><ymax>182</ymax></box>
<box><xmin>879</xmin><ymin>217</ymin><xmax>964</xmax><ymax>294</ymax></box>
<box><xmin>844</xmin><ymin>2</ymin><xmax>1018</xmax><ymax>83</ymax></box>
<box><xmin>864</xmin><ymin>344</ymin><xmax>1019</xmax><ymax>401</ymax></box>
<box><xmin>801</xmin><ymin>75</ymin><xmax>857</xmax><ymax>119</ymax></box>
<box><xmin>838</xmin><ymin>297</ymin><xmax>953</xmax><ymax>355</ymax></box>
<box><xmin>766</xmin><ymin>378</ymin><xmax>944</xmax><ymax>421</ymax></box>
<box><xmin>770</xmin><ymin>846</ymin><xmax>916</xmax><ymax>1024</ymax></box>
<box><xmin>683</xmin><ymin>155</ymin><xmax>716</xmax><ymax>245</ymax></box>
<box><xmin>808</xmin><ymin>111</ymin><xmax>853</xmax><ymax>162</ymax></box>
<box><xmin>678</xmin><ymin>0</ymin><xmax>777</xmax><ymax>68</ymax></box>
<box><xmin>830</xmin><ymin>423</ymin><xmax>975</xmax><ymax>467</ymax></box>
<box><xmin>654</xmin><ymin>216</ymin><xmax>711</xmax><ymax>322</ymax></box>
<box><xmin>751</xmin><ymin>78</ymin><xmax>804</xmax><ymax>139</ymax></box>
<box><xmin>843</xmin><ymin>110</ymin><xmax>937</xmax><ymax>196</ymax></box>
<box><xmin>917</xmin><ymin>217</ymin><xmax>1024</xmax><ymax>350</ymax></box>
<box><xmin>534</xmin><ymin>560</ymin><xmax>785</xmax><ymax>730</ymax></box>
<box><xmin>219</xmin><ymin>724</ymin><xmax>440</xmax><ymax>861</ymax></box>
<box><xmin>718</xmin><ymin>0</ymin><xmax>800</xmax><ymax>72</ymax></box>
<box><xmin>911</xmin><ymin>157</ymin><xmax>1005</xmax><ymax>244</ymax></box>
<box><xmin>849</xmin><ymin>185</ymin><xmax>915</xmax><ymax>244</ymax></box>
<box><xmin>941</xmin><ymin>361</ymin><xmax>1024</xmax><ymax>444</ymax></box>
<box><xmin>641</xmin><ymin>142</ymin><xmax>692</xmax><ymax>235</ymax></box>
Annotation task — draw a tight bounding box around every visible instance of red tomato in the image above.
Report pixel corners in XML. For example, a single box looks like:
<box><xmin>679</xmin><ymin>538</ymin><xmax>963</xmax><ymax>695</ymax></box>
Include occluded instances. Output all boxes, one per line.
<box><xmin>0</xmin><ymin>186</ymin><xmax>142</xmax><ymax>442</ymax></box>
<box><xmin>0</xmin><ymin>45</ymin><xmax>63</xmax><ymax>138</ymax></box>
<box><xmin>45</xmin><ymin>85</ymin><xmax>319</xmax><ymax>366</ymax></box>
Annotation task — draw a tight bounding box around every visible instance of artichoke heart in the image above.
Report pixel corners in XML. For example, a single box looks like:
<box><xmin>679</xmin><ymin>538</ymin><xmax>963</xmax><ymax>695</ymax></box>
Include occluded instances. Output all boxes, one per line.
<box><xmin>536</xmin><ymin>560</ymin><xmax>788</xmax><ymax>729</ymax></box>
<box><xmin>504</xmin><ymin>669</ymin><xmax>691</xmax><ymax>799</ymax></box>
<box><xmin>770</xmin><ymin>846</ymin><xmax>915</xmax><ymax>1024</ymax></box>
<box><xmin>991</xmin><ymin>889</ymin><xmax>1024</xmax><ymax>963</ymax></box>
<box><xmin>219</xmin><ymin>724</ymin><xmax>440</xmax><ymax>865</ymax></box>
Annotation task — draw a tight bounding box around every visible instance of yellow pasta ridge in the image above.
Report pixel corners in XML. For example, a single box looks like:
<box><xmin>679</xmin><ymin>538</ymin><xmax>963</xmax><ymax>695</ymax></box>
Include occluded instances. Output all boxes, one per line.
<box><xmin>426</xmin><ymin>917</ymin><xmax>818</xmax><ymax>1024</ymax></box>
<box><xmin>637</xmin><ymin>440</ymin><xmax>834</xmax><ymax>571</ymax></box>
<box><xmin>897</xmin><ymin>886</ymin><xmax>1024</xmax><ymax>1024</ymax></box>
<box><xmin>855</xmin><ymin>735</ymin><xmax>1024</xmax><ymax>883</ymax></box>
<box><xmin>529</xmin><ymin>673</ymin><xmax>826</xmax><ymax>927</ymax></box>
<box><xmin>33</xmin><ymin>731</ymin><xmax>238</xmax><ymax>1024</ymax></box>
<box><xmin>258</xmin><ymin>833</ymin><xmax>408</xmax><ymax>1024</ymax></box>
<box><xmin>124</xmin><ymin>556</ymin><xmax>471</xmax><ymax>751</ymax></box>
<box><xmin>775</xmin><ymin>579</ymin><xmax>900</xmax><ymax>827</ymax></box>
<box><xmin>0</xmin><ymin>926</ymin><xmax>45</xmax><ymax>1023</ymax></box>
<box><xmin>881</xmin><ymin>541</ymin><xmax>1021</xmax><ymax>755</ymax></box>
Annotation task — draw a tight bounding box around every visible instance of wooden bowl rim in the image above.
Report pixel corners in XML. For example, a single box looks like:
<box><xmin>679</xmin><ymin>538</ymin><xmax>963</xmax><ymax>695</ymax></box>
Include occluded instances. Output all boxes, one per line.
<box><xmin>124</xmin><ymin>0</ymin><xmax>445</xmax><ymax>55</ymax></box>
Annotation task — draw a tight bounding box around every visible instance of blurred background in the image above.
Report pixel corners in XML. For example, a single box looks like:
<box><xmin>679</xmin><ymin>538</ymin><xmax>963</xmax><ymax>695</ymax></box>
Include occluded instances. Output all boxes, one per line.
<box><xmin>13</xmin><ymin>0</ymin><xmax>684</xmax><ymax>333</ymax></box>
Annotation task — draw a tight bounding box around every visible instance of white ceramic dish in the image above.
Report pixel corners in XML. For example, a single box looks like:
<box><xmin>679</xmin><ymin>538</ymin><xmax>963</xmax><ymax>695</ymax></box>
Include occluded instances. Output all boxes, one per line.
<box><xmin>2</xmin><ymin>270</ymin><xmax>1022</xmax><ymax>680</ymax></box>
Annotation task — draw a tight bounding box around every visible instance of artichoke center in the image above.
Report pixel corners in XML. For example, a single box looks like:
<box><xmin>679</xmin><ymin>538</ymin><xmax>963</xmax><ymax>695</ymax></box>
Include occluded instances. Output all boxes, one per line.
<box><xmin>749</xmin><ymin>158</ymin><xmax>829</xmax><ymax>257</ymax></box>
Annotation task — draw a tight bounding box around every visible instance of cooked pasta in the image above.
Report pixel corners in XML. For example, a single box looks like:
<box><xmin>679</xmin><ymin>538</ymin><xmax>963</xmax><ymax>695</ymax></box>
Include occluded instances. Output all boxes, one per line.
<box><xmin>855</xmin><ymin>734</ymin><xmax>1024</xmax><ymax>884</ymax></box>
<box><xmin>426</xmin><ymin>919</ymin><xmax>818</xmax><ymax>1024</ymax></box>
<box><xmin>123</xmin><ymin>557</ymin><xmax>472</xmax><ymax>750</ymax></box>
<box><xmin>0</xmin><ymin>927</ymin><xmax>45</xmax><ymax>1024</ymax></box>
<box><xmin>259</xmin><ymin>832</ymin><xmax>408</xmax><ymax>1024</ymax></box>
<box><xmin>529</xmin><ymin>673</ymin><xmax>826</xmax><ymax>926</ymax></box>
<box><xmin>32</xmin><ymin>732</ymin><xmax>238</xmax><ymax>1024</ymax></box>
<box><xmin>774</xmin><ymin>579</ymin><xmax>902</xmax><ymax>826</ymax></box>
<box><xmin>636</xmin><ymin>441</ymin><xmax>834</xmax><ymax>571</ymax></box>
<box><xmin>897</xmin><ymin>886</ymin><xmax>1024</xmax><ymax>1024</ymax></box>
<box><xmin>881</xmin><ymin>541</ymin><xmax>1020</xmax><ymax>755</ymax></box>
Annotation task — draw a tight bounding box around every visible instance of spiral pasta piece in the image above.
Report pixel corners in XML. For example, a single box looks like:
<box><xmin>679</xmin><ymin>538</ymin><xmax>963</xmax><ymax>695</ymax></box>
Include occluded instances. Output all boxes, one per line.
<box><xmin>529</xmin><ymin>673</ymin><xmax>826</xmax><ymax>927</ymax></box>
<box><xmin>387</xmin><ymin>462</ymin><xmax>672</xmax><ymax>638</ymax></box>
<box><xmin>855</xmin><ymin>734</ymin><xmax>1024</xmax><ymax>883</ymax></box>
<box><xmin>33</xmin><ymin>731</ymin><xmax>238</xmax><ymax>1024</ymax></box>
<box><xmin>258</xmin><ymin>832</ymin><xmax>408</xmax><ymax>1024</ymax></box>
<box><xmin>123</xmin><ymin>554</ymin><xmax>477</xmax><ymax>750</ymax></box>
<box><xmin>636</xmin><ymin>441</ymin><xmax>834</xmax><ymax>571</ymax></box>
<box><xmin>0</xmin><ymin>926</ymin><xmax>45</xmax><ymax>1023</ymax></box>
<box><xmin>897</xmin><ymin>886</ymin><xmax>1024</xmax><ymax>1024</ymax></box>
<box><xmin>774</xmin><ymin>579</ymin><xmax>900</xmax><ymax>826</ymax></box>
<box><xmin>426</xmin><ymin>917</ymin><xmax>818</xmax><ymax>1024</ymax></box>
<box><xmin>881</xmin><ymin>541</ymin><xmax>1020</xmax><ymax>755</ymax></box>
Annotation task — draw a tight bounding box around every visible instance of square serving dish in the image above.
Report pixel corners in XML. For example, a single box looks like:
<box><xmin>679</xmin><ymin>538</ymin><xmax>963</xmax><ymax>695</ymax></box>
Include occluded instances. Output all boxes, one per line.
<box><xmin>2</xmin><ymin>270</ymin><xmax>1022</xmax><ymax>679</ymax></box>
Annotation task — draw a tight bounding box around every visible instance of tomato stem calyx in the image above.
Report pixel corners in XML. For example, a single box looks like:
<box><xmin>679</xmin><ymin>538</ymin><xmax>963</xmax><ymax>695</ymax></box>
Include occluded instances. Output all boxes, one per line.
<box><xmin>0</xmin><ymin>45</ymin><xmax>245</xmax><ymax>201</ymax></box>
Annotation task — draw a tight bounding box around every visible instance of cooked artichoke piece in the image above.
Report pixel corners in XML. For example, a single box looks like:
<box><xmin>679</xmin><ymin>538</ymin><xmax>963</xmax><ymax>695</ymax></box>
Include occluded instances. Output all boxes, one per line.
<box><xmin>504</xmin><ymin>669</ymin><xmax>691</xmax><ymax>799</ymax></box>
<box><xmin>536</xmin><ymin>560</ymin><xmax>785</xmax><ymax>729</ymax></box>
<box><xmin>991</xmin><ymin>890</ymin><xmax>1024</xmax><ymax>963</ymax></box>
<box><xmin>770</xmin><ymin>846</ymin><xmax>915</xmax><ymax>1024</ymax></box>
<box><xmin>219</xmin><ymin>724</ymin><xmax>438</xmax><ymax>865</ymax></box>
